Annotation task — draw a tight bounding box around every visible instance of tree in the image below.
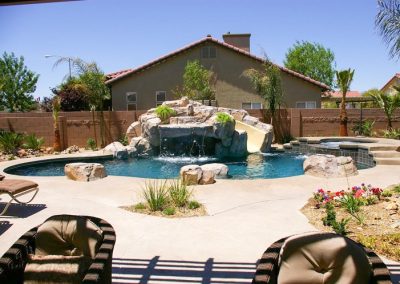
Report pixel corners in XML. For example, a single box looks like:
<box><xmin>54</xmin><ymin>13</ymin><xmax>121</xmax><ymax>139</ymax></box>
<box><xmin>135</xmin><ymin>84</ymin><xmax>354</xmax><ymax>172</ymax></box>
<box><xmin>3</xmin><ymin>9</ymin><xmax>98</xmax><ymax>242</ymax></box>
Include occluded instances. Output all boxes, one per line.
<box><xmin>181</xmin><ymin>60</ymin><xmax>215</xmax><ymax>100</ymax></box>
<box><xmin>361</xmin><ymin>88</ymin><xmax>381</xmax><ymax>108</ymax></box>
<box><xmin>376</xmin><ymin>0</ymin><xmax>400</xmax><ymax>59</ymax></box>
<box><xmin>53</xmin><ymin>57</ymin><xmax>110</xmax><ymax>147</ymax></box>
<box><xmin>52</xmin><ymin>77</ymin><xmax>89</xmax><ymax>111</ymax></box>
<box><xmin>284</xmin><ymin>41</ymin><xmax>335</xmax><ymax>88</ymax></box>
<box><xmin>370</xmin><ymin>88</ymin><xmax>400</xmax><ymax>129</ymax></box>
<box><xmin>52</xmin><ymin>96</ymin><xmax>61</xmax><ymax>151</ymax></box>
<box><xmin>0</xmin><ymin>52</ymin><xmax>39</xmax><ymax>112</ymax></box>
<box><xmin>336</xmin><ymin>69</ymin><xmax>355</xmax><ymax>136</ymax></box>
<box><xmin>243</xmin><ymin>58</ymin><xmax>283</xmax><ymax>124</ymax></box>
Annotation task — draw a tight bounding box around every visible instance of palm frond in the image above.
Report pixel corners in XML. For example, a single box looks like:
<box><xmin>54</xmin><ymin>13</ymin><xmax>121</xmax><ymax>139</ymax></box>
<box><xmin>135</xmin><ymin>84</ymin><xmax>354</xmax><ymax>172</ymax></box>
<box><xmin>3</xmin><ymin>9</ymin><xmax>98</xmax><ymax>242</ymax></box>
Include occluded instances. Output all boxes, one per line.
<box><xmin>376</xmin><ymin>0</ymin><xmax>400</xmax><ymax>59</ymax></box>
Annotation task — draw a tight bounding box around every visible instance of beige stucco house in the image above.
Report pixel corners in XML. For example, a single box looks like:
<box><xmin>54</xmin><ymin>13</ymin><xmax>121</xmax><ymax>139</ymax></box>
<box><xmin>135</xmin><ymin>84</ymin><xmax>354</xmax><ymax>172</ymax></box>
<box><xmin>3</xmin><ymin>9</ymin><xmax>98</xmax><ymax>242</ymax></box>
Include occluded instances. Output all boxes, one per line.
<box><xmin>106</xmin><ymin>33</ymin><xmax>329</xmax><ymax>111</ymax></box>
<box><xmin>381</xmin><ymin>73</ymin><xmax>400</xmax><ymax>95</ymax></box>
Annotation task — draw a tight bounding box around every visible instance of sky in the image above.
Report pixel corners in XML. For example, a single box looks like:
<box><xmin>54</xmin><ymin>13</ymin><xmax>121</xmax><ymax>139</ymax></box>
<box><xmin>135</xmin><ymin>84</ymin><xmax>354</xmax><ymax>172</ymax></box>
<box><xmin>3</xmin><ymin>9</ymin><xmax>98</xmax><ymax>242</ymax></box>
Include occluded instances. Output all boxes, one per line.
<box><xmin>0</xmin><ymin>0</ymin><xmax>398</xmax><ymax>100</ymax></box>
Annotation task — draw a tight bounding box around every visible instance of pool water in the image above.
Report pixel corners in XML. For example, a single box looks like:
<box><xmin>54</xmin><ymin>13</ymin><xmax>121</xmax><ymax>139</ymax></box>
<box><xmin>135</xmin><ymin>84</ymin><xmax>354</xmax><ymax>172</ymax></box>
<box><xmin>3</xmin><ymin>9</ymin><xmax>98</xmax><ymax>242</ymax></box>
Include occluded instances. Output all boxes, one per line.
<box><xmin>6</xmin><ymin>153</ymin><xmax>309</xmax><ymax>179</ymax></box>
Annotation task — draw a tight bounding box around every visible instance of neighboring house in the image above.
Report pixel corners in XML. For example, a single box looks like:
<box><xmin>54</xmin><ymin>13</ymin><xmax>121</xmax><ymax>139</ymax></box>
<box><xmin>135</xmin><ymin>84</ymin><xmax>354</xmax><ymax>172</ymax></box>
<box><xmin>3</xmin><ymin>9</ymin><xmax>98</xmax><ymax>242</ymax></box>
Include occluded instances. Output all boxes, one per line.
<box><xmin>106</xmin><ymin>33</ymin><xmax>329</xmax><ymax>111</ymax></box>
<box><xmin>322</xmin><ymin>91</ymin><xmax>368</xmax><ymax>109</ymax></box>
<box><xmin>381</xmin><ymin>73</ymin><xmax>400</xmax><ymax>95</ymax></box>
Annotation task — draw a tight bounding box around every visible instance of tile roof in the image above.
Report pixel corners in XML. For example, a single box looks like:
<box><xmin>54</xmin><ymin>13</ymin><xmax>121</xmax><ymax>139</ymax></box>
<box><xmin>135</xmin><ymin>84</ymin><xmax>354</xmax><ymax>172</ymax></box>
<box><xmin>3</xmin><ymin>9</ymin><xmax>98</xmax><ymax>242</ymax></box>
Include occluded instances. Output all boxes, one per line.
<box><xmin>105</xmin><ymin>36</ymin><xmax>329</xmax><ymax>90</ymax></box>
<box><xmin>325</xmin><ymin>91</ymin><xmax>362</xmax><ymax>98</ymax></box>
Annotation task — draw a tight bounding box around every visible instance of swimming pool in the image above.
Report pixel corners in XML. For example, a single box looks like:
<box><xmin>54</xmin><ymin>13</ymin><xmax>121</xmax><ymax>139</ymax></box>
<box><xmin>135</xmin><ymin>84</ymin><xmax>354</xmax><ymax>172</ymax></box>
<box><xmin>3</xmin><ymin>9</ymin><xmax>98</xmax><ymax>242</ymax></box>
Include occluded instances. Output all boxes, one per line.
<box><xmin>5</xmin><ymin>153</ymin><xmax>310</xmax><ymax>179</ymax></box>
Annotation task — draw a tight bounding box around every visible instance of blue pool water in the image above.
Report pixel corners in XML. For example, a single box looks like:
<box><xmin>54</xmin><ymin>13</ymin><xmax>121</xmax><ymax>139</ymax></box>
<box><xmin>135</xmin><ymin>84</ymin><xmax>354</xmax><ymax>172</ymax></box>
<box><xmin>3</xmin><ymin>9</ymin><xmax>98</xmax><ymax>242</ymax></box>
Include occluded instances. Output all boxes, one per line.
<box><xmin>5</xmin><ymin>153</ymin><xmax>309</xmax><ymax>179</ymax></box>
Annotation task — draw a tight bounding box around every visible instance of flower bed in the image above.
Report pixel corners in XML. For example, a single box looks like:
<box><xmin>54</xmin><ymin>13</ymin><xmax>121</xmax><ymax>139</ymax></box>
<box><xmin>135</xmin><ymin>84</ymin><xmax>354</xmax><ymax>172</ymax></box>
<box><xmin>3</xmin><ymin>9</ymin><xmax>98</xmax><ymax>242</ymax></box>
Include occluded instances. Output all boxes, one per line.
<box><xmin>301</xmin><ymin>183</ymin><xmax>400</xmax><ymax>261</ymax></box>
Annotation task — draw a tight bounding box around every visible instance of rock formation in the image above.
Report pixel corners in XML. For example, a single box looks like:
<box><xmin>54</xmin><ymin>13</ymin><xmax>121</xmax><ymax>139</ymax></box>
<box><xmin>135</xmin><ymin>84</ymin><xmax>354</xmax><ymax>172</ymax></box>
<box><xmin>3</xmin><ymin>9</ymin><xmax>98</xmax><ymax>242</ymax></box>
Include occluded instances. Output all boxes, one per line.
<box><xmin>303</xmin><ymin>154</ymin><xmax>358</xmax><ymax>178</ymax></box>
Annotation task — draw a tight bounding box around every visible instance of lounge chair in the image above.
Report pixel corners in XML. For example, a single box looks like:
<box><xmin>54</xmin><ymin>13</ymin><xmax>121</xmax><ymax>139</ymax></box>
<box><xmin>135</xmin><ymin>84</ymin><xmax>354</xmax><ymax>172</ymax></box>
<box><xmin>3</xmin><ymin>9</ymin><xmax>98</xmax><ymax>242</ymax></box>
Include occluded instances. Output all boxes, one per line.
<box><xmin>0</xmin><ymin>175</ymin><xmax>39</xmax><ymax>216</ymax></box>
<box><xmin>252</xmin><ymin>232</ymin><xmax>392</xmax><ymax>284</ymax></box>
<box><xmin>0</xmin><ymin>214</ymin><xmax>116</xmax><ymax>284</ymax></box>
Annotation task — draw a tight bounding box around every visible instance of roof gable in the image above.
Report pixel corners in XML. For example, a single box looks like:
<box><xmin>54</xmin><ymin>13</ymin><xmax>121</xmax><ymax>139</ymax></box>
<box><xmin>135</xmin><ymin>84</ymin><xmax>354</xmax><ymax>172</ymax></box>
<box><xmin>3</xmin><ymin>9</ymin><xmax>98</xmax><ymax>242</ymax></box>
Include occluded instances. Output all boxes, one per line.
<box><xmin>106</xmin><ymin>37</ymin><xmax>329</xmax><ymax>90</ymax></box>
<box><xmin>380</xmin><ymin>73</ymin><xmax>400</xmax><ymax>92</ymax></box>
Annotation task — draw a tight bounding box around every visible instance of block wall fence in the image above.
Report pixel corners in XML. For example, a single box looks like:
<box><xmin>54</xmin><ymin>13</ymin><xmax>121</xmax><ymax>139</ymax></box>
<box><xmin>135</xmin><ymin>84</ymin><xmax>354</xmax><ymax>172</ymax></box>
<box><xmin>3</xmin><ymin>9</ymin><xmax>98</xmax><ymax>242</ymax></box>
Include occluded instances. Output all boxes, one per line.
<box><xmin>0</xmin><ymin>109</ymin><xmax>399</xmax><ymax>149</ymax></box>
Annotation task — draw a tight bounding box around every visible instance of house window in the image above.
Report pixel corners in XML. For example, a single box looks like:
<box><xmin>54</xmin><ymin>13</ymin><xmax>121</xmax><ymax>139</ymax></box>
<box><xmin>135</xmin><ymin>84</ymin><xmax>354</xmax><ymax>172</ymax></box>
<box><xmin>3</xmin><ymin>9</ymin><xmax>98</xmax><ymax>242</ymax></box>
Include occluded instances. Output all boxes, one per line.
<box><xmin>242</xmin><ymin>102</ymin><xmax>262</xmax><ymax>109</ymax></box>
<box><xmin>296</xmin><ymin>101</ymin><xmax>316</xmax><ymax>109</ymax></box>
<box><xmin>156</xmin><ymin>91</ymin><xmax>166</xmax><ymax>106</ymax></box>
<box><xmin>126</xmin><ymin>92</ymin><xmax>137</xmax><ymax>110</ymax></box>
<box><xmin>201</xmin><ymin>46</ymin><xmax>216</xmax><ymax>58</ymax></box>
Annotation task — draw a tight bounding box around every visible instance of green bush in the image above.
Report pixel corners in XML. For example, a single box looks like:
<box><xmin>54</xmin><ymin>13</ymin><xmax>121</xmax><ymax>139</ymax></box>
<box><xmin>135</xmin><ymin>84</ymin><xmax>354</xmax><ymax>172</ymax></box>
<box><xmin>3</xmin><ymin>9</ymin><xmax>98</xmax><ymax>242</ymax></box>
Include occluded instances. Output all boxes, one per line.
<box><xmin>332</xmin><ymin>218</ymin><xmax>350</xmax><ymax>236</ymax></box>
<box><xmin>215</xmin><ymin>112</ymin><xmax>233</xmax><ymax>125</ymax></box>
<box><xmin>383</xmin><ymin>128</ymin><xmax>400</xmax><ymax>139</ymax></box>
<box><xmin>142</xmin><ymin>180</ymin><xmax>169</xmax><ymax>211</ymax></box>
<box><xmin>118</xmin><ymin>135</ymin><xmax>129</xmax><ymax>146</ymax></box>
<box><xmin>169</xmin><ymin>179</ymin><xmax>192</xmax><ymax>207</ymax></box>
<box><xmin>392</xmin><ymin>185</ymin><xmax>400</xmax><ymax>193</ymax></box>
<box><xmin>381</xmin><ymin>189</ymin><xmax>393</xmax><ymax>197</ymax></box>
<box><xmin>188</xmin><ymin>200</ymin><xmax>200</xmax><ymax>210</ymax></box>
<box><xmin>322</xmin><ymin>202</ymin><xmax>336</xmax><ymax>226</ymax></box>
<box><xmin>23</xmin><ymin>133</ymin><xmax>44</xmax><ymax>150</ymax></box>
<box><xmin>134</xmin><ymin>202</ymin><xmax>146</xmax><ymax>210</ymax></box>
<box><xmin>0</xmin><ymin>131</ymin><xmax>24</xmax><ymax>154</ymax></box>
<box><xmin>155</xmin><ymin>105</ymin><xmax>176</xmax><ymax>122</ymax></box>
<box><xmin>163</xmin><ymin>207</ymin><xmax>176</xmax><ymax>216</ymax></box>
<box><xmin>340</xmin><ymin>194</ymin><xmax>362</xmax><ymax>214</ymax></box>
<box><xmin>351</xmin><ymin>120</ymin><xmax>374</xmax><ymax>136</ymax></box>
<box><xmin>86</xmin><ymin>138</ymin><xmax>97</xmax><ymax>151</ymax></box>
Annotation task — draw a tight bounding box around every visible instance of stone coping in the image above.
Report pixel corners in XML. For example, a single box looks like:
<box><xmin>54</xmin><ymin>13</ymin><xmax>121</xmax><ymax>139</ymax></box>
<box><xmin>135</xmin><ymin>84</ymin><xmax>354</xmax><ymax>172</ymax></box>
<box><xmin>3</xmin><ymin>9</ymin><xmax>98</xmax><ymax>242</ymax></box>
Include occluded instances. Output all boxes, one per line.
<box><xmin>295</xmin><ymin>137</ymin><xmax>400</xmax><ymax>151</ymax></box>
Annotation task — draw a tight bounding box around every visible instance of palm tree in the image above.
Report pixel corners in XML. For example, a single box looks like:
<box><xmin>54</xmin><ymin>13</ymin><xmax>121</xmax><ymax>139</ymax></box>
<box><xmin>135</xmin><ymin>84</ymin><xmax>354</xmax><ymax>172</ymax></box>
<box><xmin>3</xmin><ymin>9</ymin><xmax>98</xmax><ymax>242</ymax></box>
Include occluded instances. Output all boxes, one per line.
<box><xmin>376</xmin><ymin>0</ymin><xmax>400</xmax><ymax>59</ymax></box>
<box><xmin>243</xmin><ymin>58</ymin><xmax>283</xmax><ymax>125</ymax></box>
<box><xmin>370</xmin><ymin>87</ymin><xmax>400</xmax><ymax>129</ymax></box>
<box><xmin>53</xmin><ymin>58</ymin><xmax>110</xmax><ymax>147</ymax></box>
<box><xmin>336</xmin><ymin>69</ymin><xmax>355</xmax><ymax>136</ymax></box>
<box><xmin>52</xmin><ymin>96</ymin><xmax>61</xmax><ymax>151</ymax></box>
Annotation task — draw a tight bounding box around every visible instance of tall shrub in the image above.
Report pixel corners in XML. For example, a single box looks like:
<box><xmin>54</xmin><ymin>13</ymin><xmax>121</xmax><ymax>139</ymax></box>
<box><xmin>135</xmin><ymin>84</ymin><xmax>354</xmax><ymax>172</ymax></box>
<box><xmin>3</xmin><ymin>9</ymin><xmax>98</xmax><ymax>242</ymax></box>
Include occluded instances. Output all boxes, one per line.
<box><xmin>336</xmin><ymin>69</ymin><xmax>355</xmax><ymax>136</ymax></box>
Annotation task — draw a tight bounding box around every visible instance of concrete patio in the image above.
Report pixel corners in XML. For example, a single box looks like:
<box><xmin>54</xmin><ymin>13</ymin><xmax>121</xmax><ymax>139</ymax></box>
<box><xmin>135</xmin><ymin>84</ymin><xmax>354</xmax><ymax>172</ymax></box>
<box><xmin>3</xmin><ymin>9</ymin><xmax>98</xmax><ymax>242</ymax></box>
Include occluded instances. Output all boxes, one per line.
<box><xmin>0</xmin><ymin>153</ymin><xmax>399</xmax><ymax>283</ymax></box>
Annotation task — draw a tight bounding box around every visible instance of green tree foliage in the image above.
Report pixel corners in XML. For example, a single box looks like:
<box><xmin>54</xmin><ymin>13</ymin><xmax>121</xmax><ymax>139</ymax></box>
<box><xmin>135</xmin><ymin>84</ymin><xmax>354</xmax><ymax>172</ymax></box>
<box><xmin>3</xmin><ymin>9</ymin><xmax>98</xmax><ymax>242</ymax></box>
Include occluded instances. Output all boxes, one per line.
<box><xmin>376</xmin><ymin>0</ymin><xmax>400</xmax><ymax>59</ymax></box>
<box><xmin>0</xmin><ymin>52</ymin><xmax>39</xmax><ymax>112</ymax></box>
<box><xmin>284</xmin><ymin>41</ymin><xmax>335</xmax><ymax>88</ymax></box>
<box><xmin>182</xmin><ymin>60</ymin><xmax>215</xmax><ymax>100</ymax></box>
<box><xmin>370</xmin><ymin>88</ymin><xmax>400</xmax><ymax>129</ymax></box>
<box><xmin>336</xmin><ymin>69</ymin><xmax>355</xmax><ymax>136</ymax></box>
<box><xmin>361</xmin><ymin>88</ymin><xmax>381</xmax><ymax>108</ymax></box>
<box><xmin>243</xmin><ymin>58</ymin><xmax>283</xmax><ymax>124</ymax></box>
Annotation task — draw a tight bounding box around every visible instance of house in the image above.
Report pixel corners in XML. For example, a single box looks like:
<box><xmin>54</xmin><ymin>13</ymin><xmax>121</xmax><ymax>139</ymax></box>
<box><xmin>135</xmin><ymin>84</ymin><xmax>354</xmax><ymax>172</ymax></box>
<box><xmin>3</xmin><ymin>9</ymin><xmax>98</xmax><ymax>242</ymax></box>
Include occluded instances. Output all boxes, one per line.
<box><xmin>322</xmin><ymin>91</ymin><xmax>363</xmax><ymax>109</ymax></box>
<box><xmin>106</xmin><ymin>33</ymin><xmax>329</xmax><ymax>111</ymax></box>
<box><xmin>381</xmin><ymin>73</ymin><xmax>400</xmax><ymax>95</ymax></box>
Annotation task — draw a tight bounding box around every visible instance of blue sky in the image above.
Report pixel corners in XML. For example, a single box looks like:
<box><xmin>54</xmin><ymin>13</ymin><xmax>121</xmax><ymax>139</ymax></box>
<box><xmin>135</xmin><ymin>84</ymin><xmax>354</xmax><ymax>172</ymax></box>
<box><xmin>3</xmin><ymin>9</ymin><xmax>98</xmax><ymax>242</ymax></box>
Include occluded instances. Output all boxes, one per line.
<box><xmin>0</xmin><ymin>0</ymin><xmax>398</xmax><ymax>100</ymax></box>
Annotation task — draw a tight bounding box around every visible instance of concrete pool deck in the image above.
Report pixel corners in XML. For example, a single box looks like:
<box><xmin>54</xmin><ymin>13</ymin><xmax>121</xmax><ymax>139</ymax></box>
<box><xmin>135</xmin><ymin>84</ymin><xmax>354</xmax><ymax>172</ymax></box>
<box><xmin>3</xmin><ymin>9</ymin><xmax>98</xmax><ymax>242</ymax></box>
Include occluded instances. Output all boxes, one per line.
<box><xmin>0</xmin><ymin>150</ymin><xmax>399</xmax><ymax>283</ymax></box>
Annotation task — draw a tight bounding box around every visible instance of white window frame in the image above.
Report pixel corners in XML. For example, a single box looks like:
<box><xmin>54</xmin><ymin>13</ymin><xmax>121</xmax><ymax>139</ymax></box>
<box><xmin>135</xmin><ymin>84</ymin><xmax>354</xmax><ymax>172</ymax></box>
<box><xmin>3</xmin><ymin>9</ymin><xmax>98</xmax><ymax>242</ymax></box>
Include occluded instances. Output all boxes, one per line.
<box><xmin>156</xmin><ymin>91</ymin><xmax>166</xmax><ymax>106</ymax></box>
<box><xmin>201</xmin><ymin>46</ymin><xmax>216</xmax><ymax>59</ymax></box>
<box><xmin>242</xmin><ymin>102</ymin><xmax>263</xmax><ymax>109</ymax></box>
<box><xmin>296</xmin><ymin>101</ymin><xmax>316</xmax><ymax>109</ymax></box>
<box><xmin>126</xmin><ymin>92</ymin><xmax>137</xmax><ymax>111</ymax></box>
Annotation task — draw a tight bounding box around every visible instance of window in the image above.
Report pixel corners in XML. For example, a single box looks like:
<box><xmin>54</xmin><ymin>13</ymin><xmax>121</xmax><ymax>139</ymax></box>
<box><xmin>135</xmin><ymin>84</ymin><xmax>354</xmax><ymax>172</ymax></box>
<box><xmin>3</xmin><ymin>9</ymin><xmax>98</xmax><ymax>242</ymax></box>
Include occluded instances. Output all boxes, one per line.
<box><xmin>201</xmin><ymin>46</ymin><xmax>216</xmax><ymax>58</ymax></box>
<box><xmin>156</xmin><ymin>91</ymin><xmax>166</xmax><ymax>106</ymax></box>
<box><xmin>296</xmin><ymin>101</ymin><xmax>316</xmax><ymax>109</ymax></box>
<box><xmin>242</xmin><ymin>102</ymin><xmax>262</xmax><ymax>109</ymax></box>
<box><xmin>126</xmin><ymin>92</ymin><xmax>137</xmax><ymax>110</ymax></box>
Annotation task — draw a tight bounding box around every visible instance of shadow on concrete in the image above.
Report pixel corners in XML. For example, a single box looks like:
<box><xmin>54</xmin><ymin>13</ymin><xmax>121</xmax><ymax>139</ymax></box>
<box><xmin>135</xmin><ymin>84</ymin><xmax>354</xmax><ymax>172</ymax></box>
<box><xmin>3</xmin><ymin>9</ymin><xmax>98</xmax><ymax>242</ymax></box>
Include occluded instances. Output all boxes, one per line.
<box><xmin>0</xmin><ymin>221</ymin><xmax>12</xmax><ymax>236</ymax></box>
<box><xmin>112</xmin><ymin>257</ymin><xmax>257</xmax><ymax>284</ymax></box>
<box><xmin>0</xmin><ymin>203</ymin><xmax>46</xmax><ymax>218</ymax></box>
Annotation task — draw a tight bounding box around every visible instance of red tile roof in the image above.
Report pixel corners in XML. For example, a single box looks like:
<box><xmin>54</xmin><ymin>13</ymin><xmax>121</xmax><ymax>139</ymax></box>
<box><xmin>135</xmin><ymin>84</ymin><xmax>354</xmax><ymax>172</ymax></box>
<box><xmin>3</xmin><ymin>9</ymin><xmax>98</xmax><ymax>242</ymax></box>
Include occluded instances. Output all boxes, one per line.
<box><xmin>380</xmin><ymin>73</ymin><xmax>400</xmax><ymax>92</ymax></box>
<box><xmin>105</xmin><ymin>36</ymin><xmax>329</xmax><ymax>90</ymax></box>
<box><xmin>326</xmin><ymin>91</ymin><xmax>362</xmax><ymax>98</ymax></box>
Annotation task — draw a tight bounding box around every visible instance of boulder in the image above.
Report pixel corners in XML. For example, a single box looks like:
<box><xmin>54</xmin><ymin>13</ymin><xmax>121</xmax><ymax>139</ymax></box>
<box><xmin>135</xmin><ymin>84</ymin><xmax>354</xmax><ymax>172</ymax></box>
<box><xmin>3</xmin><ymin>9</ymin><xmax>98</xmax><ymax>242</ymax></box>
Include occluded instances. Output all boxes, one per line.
<box><xmin>242</xmin><ymin>115</ymin><xmax>260</xmax><ymax>126</ymax></box>
<box><xmin>169</xmin><ymin>116</ymin><xmax>198</xmax><ymax>125</ymax></box>
<box><xmin>103</xmin><ymin>142</ymin><xmax>128</xmax><ymax>159</ymax></box>
<box><xmin>140</xmin><ymin>114</ymin><xmax>161</xmax><ymax>147</ymax></box>
<box><xmin>209</xmin><ymin>113</ymin><xmax>235</xmax><ymax>145</ymax></box>
<box><xmin>130</xmin><ymin>137</ymin><xmax>153</xmax><ymax>156</ymax></box>
<box><xmin>199</xmin><ymin>170</ymin><xmax>215</xmax><ymax>185</ymax></box>
<box><xmin>64</xmin><ymin>163</ymin><xmax>107</xmax><ymax>182</ymax></box>
<box><xmin>126</xmin><ymin>121</ymin><xmax>141</xmax><ymax>142</ymax></box>
<box><xmin>180</xmin><ymin>165</ymin><xmax>202</xmax><ymax>185</ymax></box>
<box><xmin>228</xmin><ymin>130</ymin><xmax>248</xmax><ymax>157</ymax></box>
<box><xmin>217</xmin><ymin>107</ymin><xmax>248</xmax><ymax>121</ymax></box>
<box><xmin>187</xmin><ymin>104</ymin><xmax>194</xmax><ymax>116</ymax></box>
<box><xmin>163</xmin><ymin>96</ymin><xmax>190</xmax><ymax>107</ymax></box>
<box><xmin>193</xmin><ymin>105</ymin><xmax>217</xmax><ymax>122</ymax></box>
<box><xmin>303</xmin><ymin>154</ymin><xmax>358</xmax><ymax>178</ymax></box>
<box><xmin>200</xmin><ymin>163</ymin><xmax>229</xmax><ymax>178</ymax></box>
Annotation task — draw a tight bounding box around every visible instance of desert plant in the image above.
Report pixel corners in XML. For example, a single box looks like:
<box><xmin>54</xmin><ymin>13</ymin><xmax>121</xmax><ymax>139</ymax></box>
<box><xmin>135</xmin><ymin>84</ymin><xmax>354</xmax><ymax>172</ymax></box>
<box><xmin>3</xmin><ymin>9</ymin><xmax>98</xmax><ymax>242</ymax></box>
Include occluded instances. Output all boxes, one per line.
<box><xmin>393</xmin><ymin>185</ymin><xmax>400</xmax><ymax>193</ymax></box>
<box><xmin>322</xmin><ymin>202</ymin><xmax>336</xmax><ymax>226</ymax></box>
<box><xmin>0</xmin><ymin>131</ymin><xmax>24</xmax><ymax>154</ymax></box>
<box><xmin>383</xmin><ymin>128</ymin><xmax>400</xmax><ymax>139</ymax></box>
<box><xmin>336</xmin><ymin>68</ymin><xmax>355</xmax><ymax>136</ymax></box>
<box><xmin>382</xmin><ymin>189</ymin><xmax>393</xmax><ymax>197</ymax></box>
<box><xmin>155</xmin><ymin>105</ymin><xmax>176</xmax><ymax>122</ymax></box>
<box><xmin>331</xmin><ymin>218</ymin><xmax>350</xmax><ymax>236</ymax></box>
<box><xmin>188</xmin><ymin>200</ymin><xmax>201</xmax><ymax>209</ymax></box>
<box><xmin>215</xmin><ymin>112</ymin><xmax>233</xmax><ymax>125</ymax></box>
<box><xmin>370</xmin><ymin>90</ymin><xmax>400</xmax><ymax>129</ymax></box>
<box><xmin>52</xmin><ymin>96</ymin><xmax>61</xmax><ymax>152</ymax></box>
<box><xmin>340</xmin><ymin>194</ymin><xmax>361</xmax><ymax>215</ymax></box>
<box><xmin>163</xmin><ymin>207</ymin><xmax>176</xmax><ymax>216</ymax></box>
<box><xmin>142</xmin><ymin>180</ymin><xmax>169</xmax><ymax>211</ymax></box>
<box><xmin>23</xmin><ymin>133</ymin><xmax>44</xmax><ymax>150</ymax></box>
<box><xmin>86</xmin><ymin>138</ymin><xmax>97</xmax><ymax>150</ymax></box>
<box><xmin>169</xmin><ymin>179</ymin><xmax>193</xmax><ymax>207</ymax></box>
<box><xmin>118</xmin><ymin>135</ymin><xmax>129</xmax><ymax>146</ymax></box>
<box><xmin>134</xmin><ymin>202</ymin><xmax>146</xmax><ymax>210</ymax></box>
<box><xmin>351</xmin><ymin>120</ymin><xmax>375</xmax><ymax>136</ymax></box>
